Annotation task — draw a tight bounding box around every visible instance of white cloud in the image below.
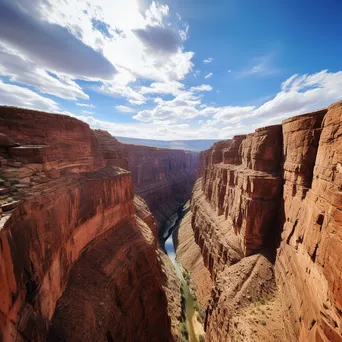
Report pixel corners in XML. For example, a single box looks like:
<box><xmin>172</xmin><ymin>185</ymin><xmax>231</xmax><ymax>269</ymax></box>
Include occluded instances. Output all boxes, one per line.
<box><xmin>203</xmin><ymin>57</ymin><xmax>213</xmax><ymax>64</ymax></box>
<box><xmin>0</xmin><ymin>1</ymin><xmax>116</xmax><ymax>80</ymax></box>
<box><xmin>140</xmin><ymin>81</ymin><xmax>185</xmax><ymax>96</ymax></box>
<box><xmin>133</xmin><ymin>70</ymin><xmax>342</xmax><ymax>136</ymax></box>
<box><xmin>68</xmin><ymin>69</ymin><xmax>342</xmax><ymax>140</ymax></box>
<box><xmin>39</xmin><ymin>0</ymin><xmax>194</xmax><ymax>83</ymax></box>
<box><xmin>133</xmin><ymin>87</ymin><xmax>249</xmax><ymax>123</ymax></box>
<box><xmin>74</xmin><ymin>114</ymin><xmax>140</xmax><ymax>137</ymax></box>
<box><xmin>190</xmin><ymin>84</ymin><xmax>213</xmax><ymax>92</ymax></box>
<box><xmin>0</xmin><ymin>80</ymin><xmax>59</xmax><ymax>111</ymax></box>
<box><xmin>76</xmin><ymin>103</ymin><xmax>95</xmax><ymax>108</ymax></box>
<box><xmin>75</xmin><ymin>112</ymin><xmax>248</xmax><ymax>140</ymax></box>
<box><xmin>82</xmin><ymin>110</ymin><xmax>94</xmax><ymax>115</ymax></box>
<box><xmin>99</xmin><ymin>82</ymin><xmax>146</xmax><ymax>105</ymax></box>
<box><xmin>251</xmin><ymin>70</ymin><xmax>342</xmax><ymax>119</ymax></box>
<box><xmin>204</xmin><ymin>72</ymin><xmax>213</xmax><ymax>79</ymax></box>
<box><xmin>0</xmin><ymin>44</ymin><xmax>88</xmax><ymax>100</ymax></box>
<box><xmin>116</xmin><ymin>105</ymin><xmax>136</xmax><ymax>113</ymax></box>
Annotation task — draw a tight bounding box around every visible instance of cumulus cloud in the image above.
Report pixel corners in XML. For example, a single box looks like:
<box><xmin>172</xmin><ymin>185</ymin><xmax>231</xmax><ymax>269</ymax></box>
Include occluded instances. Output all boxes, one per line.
<box><xmin>39</xmin><ymin>0</ymin><xmax>194</xmax><ymax>83</ymax></box>
<box><xmin>72</xmin><ymin>70</ymin><xmax>342</xmax><ymax>140</ymax></box>
<box><xmin>0</xmin><ymin>0</ymin><xmax>195</xmax><ymax>114</ymax></box>
<box><xmin>134</xmin><ymin>25</ymin><xmax>182</xmax><ymax>55</ymax></box>
<box><xmin>0</xmin><ymin>0</ymin><xmax>116</xmax><ymax>80</ymax></box>
<box><xmin>190</xmin><ymin>84</ymin><xmax>213</xmax><ymax>92</ymax></box>
<box><xmin>0</xmin><ymin>44</ymin><xmax>88</xmax><ymax>100</ymax></box>
<box><xmin>133</xmin><ymin>70</ymin><xmax>342</xmax><ymax>135</ymax></box>
<box><xmin>99</xmin><ymin>82</ymin><xmax>146</xmax><ymax>105</ymax></box>
<box><xmin>204</xmin><ymin>72</ymin><xmax>213</xmax><ymax>79</ymax></box>
<box><xmin>0</xmin><ymin>80</ymin><xmax>59</xmax><ymax>111</ymax></box>
<box><xmin>203</xmin><ymin>57</ymin><xmax>213</xmax><ymax>64</ymax></box>
<box><xmin>116</xmin><ymin>105</ymin><xmax>136</xmax><ymax>113</ymax></box>
<box><xmin>140</xmin><ymin>81</ymin><xmax>185</xmax><ymax>96</ymax></box>
<box><xmin>133</xmin><ymin>88</ymin><xmax>248</xmax><ymax>123</ymax></box>
<box><xmin>251</xmin><ymin>70</ymin><xmax>342</xmax><ymax>119</ymax></box>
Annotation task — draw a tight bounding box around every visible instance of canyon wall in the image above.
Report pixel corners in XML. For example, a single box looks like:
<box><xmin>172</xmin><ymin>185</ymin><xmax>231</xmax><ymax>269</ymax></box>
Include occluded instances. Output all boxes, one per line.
<box><xmin>124</xmin><ymin>143</ymin><xmax>198</xmax><ymax>226</ymax></box>
<box><xmin>276</xmin><ymin>104</ymin><xmax>342</xmax><ymax>342</ymax></box>
<box><xmin>176</xmin><ymin>102</ymin><xmax>342</xmax><ymax>341</ymax></box>
<box><xmin>0</xmin><ymin>107</ymin><xmax>176</xmax><ymax>342</ymax></box>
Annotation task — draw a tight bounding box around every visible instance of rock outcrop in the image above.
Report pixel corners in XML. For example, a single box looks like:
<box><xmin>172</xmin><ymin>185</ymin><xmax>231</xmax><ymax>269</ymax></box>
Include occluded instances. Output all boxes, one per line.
<box><xmin>0</xmin><ymin>107</ymin><xmax>175</xmax><ymax>342</ymax></box>
<box><xmin>124</xmin><ymin>144</ymin><xmax>198</xmax><ymax>226</ymax></box>
<box><xmin>175</xmin><ymin>103</ymin><xmax>342</xmax><ymax>341</ymax></box>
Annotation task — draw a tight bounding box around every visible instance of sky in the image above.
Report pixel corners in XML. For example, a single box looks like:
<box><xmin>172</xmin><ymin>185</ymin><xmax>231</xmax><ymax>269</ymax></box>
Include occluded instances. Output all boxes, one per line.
<box><xmin>0</xmin><ymin>0</ymin><xmax>341</xmax><ymax>140</ymax></box>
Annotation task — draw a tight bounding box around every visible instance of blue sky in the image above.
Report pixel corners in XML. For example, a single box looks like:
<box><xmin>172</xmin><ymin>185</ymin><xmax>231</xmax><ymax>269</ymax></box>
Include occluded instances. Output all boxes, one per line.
<box><xmin>0</xmin><ymin>0</ymin><xmax>341</xmax><ymax>139</ymax></box>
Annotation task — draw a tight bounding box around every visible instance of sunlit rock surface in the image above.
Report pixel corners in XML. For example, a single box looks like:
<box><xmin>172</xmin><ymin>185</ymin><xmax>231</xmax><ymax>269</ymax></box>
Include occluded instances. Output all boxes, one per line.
<box><xmin>176</xmin><ymin>103</ymin><xmax>342</xmax><ymax>341</ymax></box>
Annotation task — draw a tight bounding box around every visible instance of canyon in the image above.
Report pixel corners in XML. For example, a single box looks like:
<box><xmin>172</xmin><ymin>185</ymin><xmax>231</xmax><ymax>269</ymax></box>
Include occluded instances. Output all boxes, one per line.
<box><xmin>0</xmin><ymin>101</ymin><xmax>341</xmax><ymax>342</ymax></box>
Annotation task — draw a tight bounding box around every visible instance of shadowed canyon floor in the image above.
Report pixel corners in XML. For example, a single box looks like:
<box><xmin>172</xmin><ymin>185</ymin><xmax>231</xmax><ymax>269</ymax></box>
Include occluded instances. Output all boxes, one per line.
<box><xmin>0</xmin><ymin>102</ymin><xmax>341</xmax><ymax>341</ymax></box>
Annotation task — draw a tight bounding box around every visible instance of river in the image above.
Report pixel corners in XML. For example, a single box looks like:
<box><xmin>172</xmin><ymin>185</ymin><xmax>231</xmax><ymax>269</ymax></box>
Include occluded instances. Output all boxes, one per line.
<box><xmin>163</xmin><ymin>203</ymin><xmax>199</xmax><ymax>342</ymax></box>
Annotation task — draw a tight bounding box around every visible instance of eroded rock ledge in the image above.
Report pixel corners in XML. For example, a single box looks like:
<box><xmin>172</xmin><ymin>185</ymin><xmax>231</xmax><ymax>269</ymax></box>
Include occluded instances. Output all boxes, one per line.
<box><xmin>176</xmin><ymin>103</ymin><xmax>342</xmax><ymax>341</ymax></box>
<box><xmin>0</xmin><ymin>107</ymin><xmax>181</xmax><ymax>342</ymax></box>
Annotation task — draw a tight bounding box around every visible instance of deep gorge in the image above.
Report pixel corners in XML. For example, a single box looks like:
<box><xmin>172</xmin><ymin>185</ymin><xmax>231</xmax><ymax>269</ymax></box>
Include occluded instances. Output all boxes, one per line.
<box><xmin>0</xmin><ymin>102</ymin><xmax>341</xmax><ymax>342</ymax></box>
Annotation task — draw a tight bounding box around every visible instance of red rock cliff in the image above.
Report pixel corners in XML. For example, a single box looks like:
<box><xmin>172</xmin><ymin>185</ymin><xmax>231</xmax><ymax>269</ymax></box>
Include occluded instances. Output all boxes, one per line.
<box><xmin>0</xmin><ymin>107</ymin><xmax>174</xmax><ymax>342</ymax></box>
<box><xmin>276</xmin><ymin>104</ymin><xmax>341</xmax><ymax>342</ymax></box>
<box><xmin>124</xmin><ymin>143</ymin><xmax>198</xmax><ymax>224</ymax></box>
<box><xmin>176</xmin><ymin>103</ymin><xmax>342</xmax><ymax>341</ymax></box>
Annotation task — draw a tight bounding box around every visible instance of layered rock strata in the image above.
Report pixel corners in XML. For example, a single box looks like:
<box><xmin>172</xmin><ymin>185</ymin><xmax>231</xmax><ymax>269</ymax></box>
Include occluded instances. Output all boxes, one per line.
<box><xmin>276</xmin><ymin>105</ymin><xmax>341</xmax><ymax>342</ymax></box>
<box><xmin>0</xmin><ymin>107</ymin><xmax>176</xmax><ymax>342</ymax></box>
<box><xmin>94</xmin><ymin>129</ymin><xmax>129</xmax><ymax>169</ymax></box>
<box><xmin>48</xmin><ymin>196</ymin><xmax>174</xmax><ymax>342</ymax></box>
<box><xmin>124</xmin><ymin>144</ymin><xmax>198</xmax><ymax>225</ymax></box>
<box><xmin>176</xmin><ymin>103</ymin><xmax>342</xmax><ymax>341</ymax></box>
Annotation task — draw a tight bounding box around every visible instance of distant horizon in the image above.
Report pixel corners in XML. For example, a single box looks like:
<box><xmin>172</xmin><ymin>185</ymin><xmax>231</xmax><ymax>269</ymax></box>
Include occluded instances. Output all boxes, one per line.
<box><xmin>116</xmin><ymin>136</ymin><xmax>219</xmax><ymax>142</ymax></box>
<box><xmin>116</xmin><ymin>135</ymin><xmax>219</xmax><ymax>151</ymax></box>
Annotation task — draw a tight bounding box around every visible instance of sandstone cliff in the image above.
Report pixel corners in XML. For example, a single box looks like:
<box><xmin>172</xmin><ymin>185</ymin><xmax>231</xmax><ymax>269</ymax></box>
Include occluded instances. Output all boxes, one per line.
<box><xmin>175</xmin><ymin>102</ymin><xmax>342</xmax><ymax>341</ymax></box>
<box><xmin>124</xmin><ymin>143</ymin><xmax>198</xmax><ymax>226</ymax></box>
<box><xmin>0</xmin><ymin>107</ymin><xmax>175</xmax><ymax>342</ymax></box>
<box><xmin>276</xmin><ymin>104</ymin><xmax>342</xmax><ymax>342</ymax></box>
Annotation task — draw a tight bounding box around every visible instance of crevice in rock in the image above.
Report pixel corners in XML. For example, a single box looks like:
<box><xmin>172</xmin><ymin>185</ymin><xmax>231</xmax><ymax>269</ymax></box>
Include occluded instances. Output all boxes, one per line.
<box><xmin>106</xmin><ymin>331</ymin><xmax>114</xmax><ymax>342</ymax></box>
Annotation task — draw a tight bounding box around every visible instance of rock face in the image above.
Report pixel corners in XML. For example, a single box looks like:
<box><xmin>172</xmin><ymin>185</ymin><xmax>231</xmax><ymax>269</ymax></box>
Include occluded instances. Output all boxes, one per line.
<box><xmin>188</xmin><ymin>127</ymin><xmax>285</xmax><ymax>341</ymax></box>
<box><xmin>0</xmin><ymin>107</ymin><xmax>175</xmax><ymax>342</ymax></box>
<box><xmin>276</xmin><ymin>105</ymin><xmax>342</xmax><ymax>342</ymax></box>
<box><xmin>124</xmin><ymin>144</ymin><xmax>198</xmax><ymax>225</ymax></box>
<box><xmin>176</xmin><ymin>103</ymin><xmax>342</xmax><ymax>341</ymax></box>
<box><xmin>0</xmin><ymin>107</ymin><xmax>104</xmax><ymax>172</ymax></box>
<box><xmin>173</xmin><ymin>211</ymin><xmax>212</xmax><ymax>310</ymax></box>
<box><xmin>48</xmin><ymin>196</ymin><xmax>173</xmax><ymax>342</ymax></box>
<box><xmin>94</xmin><ymin>129</ymin><xmax>129</xmax><ymax>169</ymax></box>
